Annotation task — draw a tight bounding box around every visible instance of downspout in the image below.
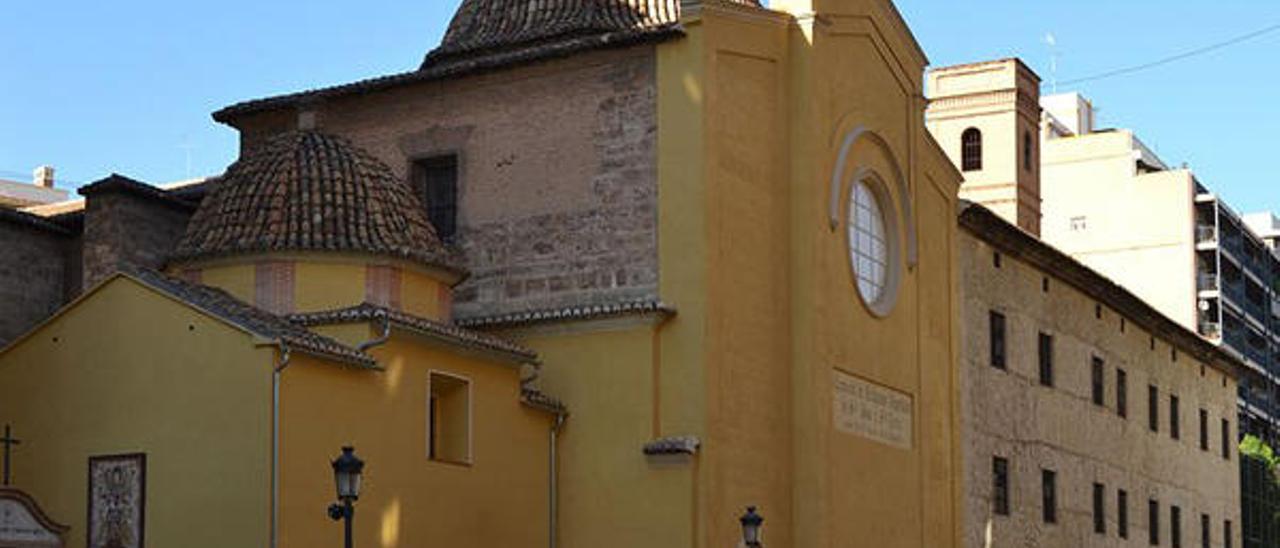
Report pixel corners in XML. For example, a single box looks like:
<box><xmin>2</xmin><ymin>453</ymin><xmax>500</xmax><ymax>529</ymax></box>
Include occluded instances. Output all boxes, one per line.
<box><xmin>358</xmin><ymin>310</ymin><xmax>392</xmax><ymax>353</ymax></box>
<box><xmin>549</xmin><ymin>410</ymin><xmax>567</xmax><ymax>548</ymax></box>
<box><xmin>272</xmin><ymin>311</ymin><xmax>390</xmax><ymax>548</ymax></box>
<box><xmin>271</xmin><ymin>343</ymin><xmax>293</xmax><ymax>548</ymax></box>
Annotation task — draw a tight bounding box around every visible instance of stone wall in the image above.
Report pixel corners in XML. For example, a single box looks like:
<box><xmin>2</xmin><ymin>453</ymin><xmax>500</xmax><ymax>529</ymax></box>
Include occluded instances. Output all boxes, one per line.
<box><xmin>81</xmin><ymin>190</ymin><xmax>194</xmax><ymax>290</ymax></box>
<box><xmin>0</xmin><ymin>221</ymin><xmax>69</xmax><ymax>345</ymax></box>
<box><xmin>959</xmin><ymin>229</ymin><xmax>1241</xmax><ymax>548</ymax></box>
<box><xmin>234</xmin><ymin>45</ymin><xmax>660</xmax><ymax>319</ymax></box>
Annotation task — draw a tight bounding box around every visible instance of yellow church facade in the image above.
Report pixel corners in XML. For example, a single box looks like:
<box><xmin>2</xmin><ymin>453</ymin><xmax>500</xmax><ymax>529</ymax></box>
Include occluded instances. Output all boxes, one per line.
<box><xmin>0</xmin><ymin>1</ymin><xmax>965</xmax><ymax>548</ymax></box>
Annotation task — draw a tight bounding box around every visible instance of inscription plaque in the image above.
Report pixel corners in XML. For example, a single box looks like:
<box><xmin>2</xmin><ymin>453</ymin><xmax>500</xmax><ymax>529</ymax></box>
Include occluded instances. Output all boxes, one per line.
<box><xmin>0</xmin><ymin>488</ymin><xmax>68</xmax><ymax>547</ymax></box>
<box><xmin>833</xmin><ymin>369</ymin><xmax>913</xmax><ymax>450</ymax></box>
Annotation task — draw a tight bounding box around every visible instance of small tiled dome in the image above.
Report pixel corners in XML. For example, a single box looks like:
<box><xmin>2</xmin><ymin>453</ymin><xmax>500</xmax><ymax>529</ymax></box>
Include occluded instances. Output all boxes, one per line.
<box><xmin>172</xmin><ymin>131</ymin><xmax>460</xmax><ymax>273</ymax></box>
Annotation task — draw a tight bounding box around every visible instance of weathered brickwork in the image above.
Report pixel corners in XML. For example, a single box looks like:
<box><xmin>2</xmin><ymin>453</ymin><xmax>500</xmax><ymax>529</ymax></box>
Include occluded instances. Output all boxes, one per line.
<box><xmin>233</xmin><ymin>46</ymin><xmax>660</xmax><ymax>319</ymax></box>
<box><xmin>0</xmin><ymin>223</ymin><xmax>68</xmax><ymax>345</ymax></box>
<box><xmin>959</xmin><ymin>224</ymin><xmax>1241</xmax><ymax>548</ymax></box>
<box><xmin>81</xmin><ymin>191</ymin><xmax>194</xmax><ymax>290</ymax></box>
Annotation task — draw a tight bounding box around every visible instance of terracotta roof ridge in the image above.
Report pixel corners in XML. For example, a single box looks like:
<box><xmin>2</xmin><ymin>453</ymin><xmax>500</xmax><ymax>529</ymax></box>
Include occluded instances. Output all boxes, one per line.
<box><xmin>214</xmin><ymin>26</ymin><xmax>683</xmax><ymax>123</ymax></box>
<box><xmin>288</xmin><ymin>303</ymin><xmax>538</xmax><ymax>364</ymax></box>
<box><xmin>456</xmin><ymin>299</ymin><xmax>675</xmax><ymax>329</ymax></box>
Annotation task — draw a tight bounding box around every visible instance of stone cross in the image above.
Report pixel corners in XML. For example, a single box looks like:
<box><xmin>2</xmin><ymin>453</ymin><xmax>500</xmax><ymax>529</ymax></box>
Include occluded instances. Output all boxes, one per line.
<box><xmin>1</xmin><ymin>425</ymin><xmax>20</xmax><ymax>486</ymax></box>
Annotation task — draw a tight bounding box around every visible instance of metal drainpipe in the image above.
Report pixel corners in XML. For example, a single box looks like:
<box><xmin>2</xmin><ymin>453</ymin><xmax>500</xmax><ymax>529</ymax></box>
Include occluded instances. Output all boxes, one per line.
<box><xmin>271</xmin><ymin>343</ymin><xmax>293</xmax><ymax>548</ymax></box>
<box><xmin>550</xmin><ymin>411</ymin><xmax>567</xmax><ymax>548</ymax></box>
<box><xmin>358</xmin><ymin>310</ymin><xmax>392</xmax><ymax>353</ymax></box>
<box><xmin>272</xmin><ymin>311</ymin><xmax>391</xmax><ymax>548</ymax></box>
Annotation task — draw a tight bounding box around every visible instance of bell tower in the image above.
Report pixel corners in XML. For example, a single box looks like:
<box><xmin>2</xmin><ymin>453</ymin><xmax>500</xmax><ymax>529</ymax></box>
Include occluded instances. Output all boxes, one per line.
<box><xmin>926</xmin><ymin>58</ymin><xmax>1043</xmax><ymax>236</ymax></box>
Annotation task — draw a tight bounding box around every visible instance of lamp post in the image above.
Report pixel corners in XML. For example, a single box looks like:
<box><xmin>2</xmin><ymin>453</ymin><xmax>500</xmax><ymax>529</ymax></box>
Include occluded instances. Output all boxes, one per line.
<box><xmin>327</xmin><ymin>446</ymin><xmax>365</xmax><ymax>548</ymax></box>
<box><xmin>740</xmin><ymin>506</ymin><xmax>763</xmax><ymax>547</ymax></box>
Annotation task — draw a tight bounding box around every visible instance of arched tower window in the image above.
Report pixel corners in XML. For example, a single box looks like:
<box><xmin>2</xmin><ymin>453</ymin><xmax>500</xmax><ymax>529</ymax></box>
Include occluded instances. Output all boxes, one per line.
<box><xmin>1023</xmin><ymin>131</ymin><xmax>1034</xmax><ymax>172</ymax></box>
<box><xmin>961</xmin><ymin>128</ymin><xmax>983</xmax><ymax>171</ymax></box>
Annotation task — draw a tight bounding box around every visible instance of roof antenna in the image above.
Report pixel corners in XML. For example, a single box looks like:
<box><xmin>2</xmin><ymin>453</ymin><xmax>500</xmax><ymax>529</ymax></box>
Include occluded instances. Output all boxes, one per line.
<box><xmin>178</xmin><ymin>134</ymin><xmax>197</xmax><ymax>180</ymax></box>
<box><xmin>1044</xmin><ymin>33</ymin><xmax>1060</xmax><ymax>94</ymax></box>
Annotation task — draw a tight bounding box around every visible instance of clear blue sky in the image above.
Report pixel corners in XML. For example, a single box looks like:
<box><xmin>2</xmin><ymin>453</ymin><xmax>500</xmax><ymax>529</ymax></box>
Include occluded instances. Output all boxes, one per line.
<box><xmin>1</xmin><ymin>1</ymin><xmax>1276</xmax><ymax>214</ymax></box>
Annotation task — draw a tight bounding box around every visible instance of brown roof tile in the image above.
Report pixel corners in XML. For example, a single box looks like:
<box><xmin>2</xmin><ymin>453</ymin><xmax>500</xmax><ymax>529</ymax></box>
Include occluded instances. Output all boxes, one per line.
<box><xmin>214</xmin><ymin>0</ymin><xmax>767</xmax><ymax>123</ymax></box>
<box><xmin>123</xmin><ymin>266</ymin><xmax>377</xmax><ymax>368</ymax></box>
<box><xmin>288</xmin><ymin>303</ymin><xmax>538</xmax><ymax>364</ymax></box>
<box><xmin>171</xmin><ymin>132</ymin><xmax>463</xmax><ymax>274</ymax></box>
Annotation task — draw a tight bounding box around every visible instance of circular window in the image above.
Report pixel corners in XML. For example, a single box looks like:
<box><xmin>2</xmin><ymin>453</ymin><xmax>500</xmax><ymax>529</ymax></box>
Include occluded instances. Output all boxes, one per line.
<box><xmin>847</xmin><ymin>177</ymin><xmax>900</xmax><ymax>316</ymax></box>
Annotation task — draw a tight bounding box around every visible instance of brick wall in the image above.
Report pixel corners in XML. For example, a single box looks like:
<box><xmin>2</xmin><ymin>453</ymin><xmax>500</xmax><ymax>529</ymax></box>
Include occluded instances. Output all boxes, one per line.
<box><xmin>81</xmin><ymin>190</ymin><xmax>194</xmax><ymax>290</ymax></box>
<box><xmin>233</xmin><ymin>45</ymin><xmax>660</xmax><ymax>319</ymax></box>
<box><xmin>0</xmin><ymin>222</ymin><xmax>69</xmax><ymax>345</ymax></box>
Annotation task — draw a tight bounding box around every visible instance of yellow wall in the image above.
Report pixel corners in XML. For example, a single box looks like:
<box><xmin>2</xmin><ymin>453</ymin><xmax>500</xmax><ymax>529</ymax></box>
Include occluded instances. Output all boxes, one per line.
<box><xmin>0</xmin><ymin>277</ymin><xmax>273</xmax><ymax>547</ymax></box>
<box><xmin>514</xmin><ymin>322</ymin><xmax>694</xmax><ymax>548</ymax></box>
<box><xmin>194</xmin><ymin>255</ymin><xmax>454</xmax><ymax>320</ymax></box>
<box><xmin>508</xmin><ymin>2</ymin><xmax>965</xmax><ymax>547</ymax></box>
<box><xmin>277</xmin><ymin>334</ymin><xmax>552</xmax><ymax>548</ymax></box>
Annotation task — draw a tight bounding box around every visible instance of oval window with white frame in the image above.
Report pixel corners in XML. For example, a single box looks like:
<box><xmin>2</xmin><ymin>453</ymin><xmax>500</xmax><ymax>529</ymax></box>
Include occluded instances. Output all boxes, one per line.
<box><xmin>847</xmin><ymin>175</ymin><xmax>901</xmax><ymax>317</ymax></box>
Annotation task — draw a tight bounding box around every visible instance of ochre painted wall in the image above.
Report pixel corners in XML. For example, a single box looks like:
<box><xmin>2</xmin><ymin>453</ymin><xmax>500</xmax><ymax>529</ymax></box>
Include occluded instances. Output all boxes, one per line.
<box><xmin>0</xmin><ymin>277</ymin><xmax>273</xmax><ymax>547</ymax></box>
<box><xmin>512</xmin><ymin>322</ymin><xmax>696</xmax><ymax>548</ymax></box>
<box><xmin>652</xmin><ymin>1</ymin><xmax>962</xmax><ymax>547</ymax></box>
<box><xmin>195</xmin><ymin>254</ymin><xmax>453</xmax><ymax>320</ymax></box>
<box><xmin>277</xmin><ymin>335</ymin><xmax>553</xmax><ymax>548</ymax></box>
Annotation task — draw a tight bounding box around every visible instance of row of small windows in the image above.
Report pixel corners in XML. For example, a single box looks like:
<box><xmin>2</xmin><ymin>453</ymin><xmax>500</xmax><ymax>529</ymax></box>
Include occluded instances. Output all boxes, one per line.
<box><xmin>989</xmin><ymin>310</ymin><xmax>1233</xmax><ymax>460</ymax></box>
<box><xmin>957</xmin><ymin>128</ymin><xmax>1035</xmax><ymax>173</ymax></box>
<box><xmin>993</xmin><ymin>251</ymin><xmax>1208</xmax><ymax>368</ymax></box>
<box><xmin>992</xmin><ymin>456</ymin><xmax>1233</xmax><ymax>547</ymax></box>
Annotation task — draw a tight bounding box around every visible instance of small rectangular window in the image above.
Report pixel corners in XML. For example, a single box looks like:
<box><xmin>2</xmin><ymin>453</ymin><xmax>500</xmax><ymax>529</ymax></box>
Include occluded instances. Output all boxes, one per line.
<box><xmin>1225</xmin><ymin>520</ymin><xmax>1232</xmax><ymax>548</ymax></box>
<box><xmin>413</xmin><ymin>155</ymin><xmax>460</xmax><ymax>241</ymax></box>
<box><xmin>1117</xmin><ymin>369</ymin><xmax>1128</xmax><ymax>418</ymax></box>
<box><xmin>1039</xmin><ymin>333</ymin><xmax>1054</xmax><ymax>386</ymax></box>
<box><xmin>1149</xmin><ymin>385</ymin><xmax>1160</xmax><ymax>432</ymax></box>
<box><xmin>1222</xmin><ymin>419</ymin><xmax>1231</xmax><ymax>459</ymax></box>
<box><xmin>1094</xmin><ymin>482</ymin><xmax>1106</xmax><ymax>534</ymax></box>
<box><xmin>1172</xmin><ymin>505</ymin><xmax>1182</xmax><ymax>548</ymax></box>
<box><xmin>1092</xmin><ymin>357</ymin><xmax>1105</xmax><ymax>406</ymax></box>
<box><xmin>1042</xmin><ymin>469</ymin><xmax>1057</xmax><ymax>524</ymax></box>
<box><xmin>1200</xmin><ymin>409</ymin><xmax>1209</xmax><ymax>451</ymax></box>
<box><xmin>1170</xmin><ymin>395</ymin><xmax>1180</xmax><ymax>440</ymax></box>
<box><xmin>1119</xmin><ymin>490</ymin><xmax>1129</xmax><ymax>539</ymax></box>
<box><xmin>1201</xmin><ymin>513</ymin><xmax>1210</xmax><ymax>548</ymax></box>
<box><xmin>990</xmin><ymin>311</ymin><xmax>1007</xmax><ymax>370</ymax></box>
<box><xmin>427</xmin><ymin>372</ymin><xmax>471</xmax><ymax>464</ymax></box>
<box><xmin>993</xmin><ymin>251</ymin><xmax>1002</xmax><ymax>268</ymax></box>
<box><xmin>993</xmin><ymin>456</ymin><xmax>1010</xmax><ymax>516</ymax></box>
<box><xmin>1151</xmin><ymin>499</ymin><xmax>1161</xmax><ymax>545</ymax></box>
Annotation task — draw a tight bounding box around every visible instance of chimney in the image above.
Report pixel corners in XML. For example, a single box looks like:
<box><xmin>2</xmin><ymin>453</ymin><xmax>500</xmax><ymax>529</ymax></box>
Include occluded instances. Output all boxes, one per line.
<box><xmin>33</xmin><ymin>165</ymin><xmax>55</xmax><ymax>188</ymax></box>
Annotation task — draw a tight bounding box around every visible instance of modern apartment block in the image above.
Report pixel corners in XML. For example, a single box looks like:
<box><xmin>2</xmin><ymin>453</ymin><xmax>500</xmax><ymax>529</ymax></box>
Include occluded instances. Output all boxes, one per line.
<box><xmin>927</xmin><ymin>58</ymin><xmax>1280</xmax><ymax>441</ymax></box>
<box><xmin>1036</xmin><ymin>97</ymin><xmax>1280</xmax><ymax>440</ymax></box>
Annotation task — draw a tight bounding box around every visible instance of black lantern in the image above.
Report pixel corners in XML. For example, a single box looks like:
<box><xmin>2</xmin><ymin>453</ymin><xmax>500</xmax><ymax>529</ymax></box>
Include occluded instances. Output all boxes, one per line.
<box><xmin>332</xmin><ymin>446</ymin><xmax>364</xmax><ymax>501</ymax></box>
<box><xmin>327</xmin><ymin>446</ymin><xmax>365</xmax><ymax>548</ymax></box>
<box><xmin>740</xmin><ymin>506</ymin><xmax>763</xmax><ymax>547</ymax></box>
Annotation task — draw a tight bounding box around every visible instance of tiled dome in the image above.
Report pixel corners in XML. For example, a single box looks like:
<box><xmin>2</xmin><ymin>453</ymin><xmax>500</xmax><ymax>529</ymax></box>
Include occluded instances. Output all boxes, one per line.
<box><xmin>172</xmin><ymin>131</ymin><xmax>461</xmax><ymax>273</ymax></box>
<box><xmin>423</xmin><ymin>0</ymin><xmax>759</xmax><ymax>68</ymax></box>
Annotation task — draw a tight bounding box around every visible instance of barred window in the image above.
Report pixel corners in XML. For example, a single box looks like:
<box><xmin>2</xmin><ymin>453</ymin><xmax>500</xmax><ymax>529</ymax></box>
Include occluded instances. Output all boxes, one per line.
<box><xmin>962</xmin><ymin>128</ymin><xmax>983</xmax><ymax>171</ymax></box>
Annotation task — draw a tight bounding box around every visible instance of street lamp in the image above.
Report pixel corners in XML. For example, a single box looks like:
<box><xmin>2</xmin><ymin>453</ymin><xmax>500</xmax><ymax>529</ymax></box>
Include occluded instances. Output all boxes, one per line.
<box><xmin>327</xmin><ymin>446</ymin><xmax>365</xmax><ymax>548</ymax></box>
<box><xmin>740</xmin><ymin>506</ymin><xmax>763</xmax><ymax>547</ymax></box>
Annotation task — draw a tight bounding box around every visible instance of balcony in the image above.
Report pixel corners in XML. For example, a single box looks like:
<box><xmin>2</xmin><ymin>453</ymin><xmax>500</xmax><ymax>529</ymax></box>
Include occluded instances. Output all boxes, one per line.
<box><xmin>1198</xmin><ymin>272</ymin><xmax>1220</xmax><ymax>291</ymax></box>
<box><xmin>1196</xmin><ymin>225</ymin><xmax>1218</xmax><ymax>244</ymax></box>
